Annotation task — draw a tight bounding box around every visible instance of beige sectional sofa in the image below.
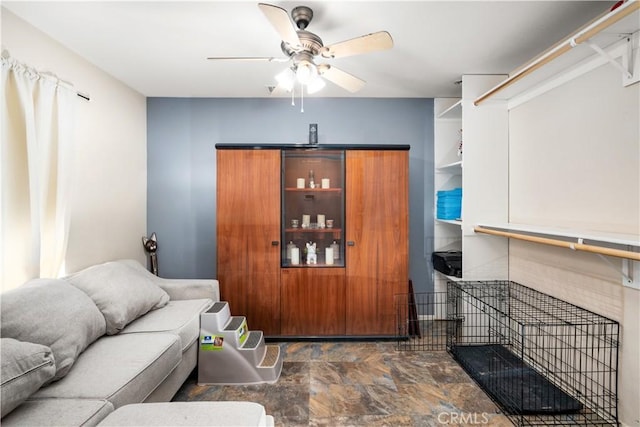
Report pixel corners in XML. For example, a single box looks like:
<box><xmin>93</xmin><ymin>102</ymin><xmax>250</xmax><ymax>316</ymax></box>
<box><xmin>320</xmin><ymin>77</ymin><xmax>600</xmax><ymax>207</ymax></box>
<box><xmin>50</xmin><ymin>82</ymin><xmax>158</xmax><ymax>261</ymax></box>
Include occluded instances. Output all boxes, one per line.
<box><xmin>0</xmin><ymin>259</ymin><xmax>273</xmax><ymax>426</ymax></box>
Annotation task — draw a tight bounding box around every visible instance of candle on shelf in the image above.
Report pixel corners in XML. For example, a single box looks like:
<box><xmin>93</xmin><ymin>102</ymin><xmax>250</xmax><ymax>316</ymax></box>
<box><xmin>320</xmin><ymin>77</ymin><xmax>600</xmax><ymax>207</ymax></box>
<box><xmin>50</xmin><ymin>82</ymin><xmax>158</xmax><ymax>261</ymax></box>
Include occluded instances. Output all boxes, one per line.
<box><xmin>302</xmin><ymin>214</ymin><xmax>311</xmax><ymax>228</ymax></box>
<box><xmin>296</xmin><ymin>178</ymin><xmax>305</xmax><ymax>189</ymax></box>
<box><xmin>291</xmin><ymin>247</ymin><xmax>300</xmax><ymax>265</ymax></box>
<box><xmin>325</xmin><ymin>247</ymin><xmax>334</xmax><ymax>265</ymax></box>
<box><xmin>317</xmin><ymin>214</ymin><xmax>325</xmax><ymax>228</ymax></box>
<box><xmin>321</xmin><ymin>178</ymin><xmax>330</xmax><ymax>189</ymax></box>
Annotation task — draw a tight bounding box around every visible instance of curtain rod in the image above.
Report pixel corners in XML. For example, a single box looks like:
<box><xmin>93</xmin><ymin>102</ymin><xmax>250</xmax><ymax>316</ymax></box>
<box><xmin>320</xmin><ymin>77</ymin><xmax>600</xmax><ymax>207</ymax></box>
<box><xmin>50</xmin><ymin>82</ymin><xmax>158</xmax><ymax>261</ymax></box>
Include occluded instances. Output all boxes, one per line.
<box><xmin>2</xmin><ymin>49</ymin><xmax>90</xmax><ymax>101</ymax></box>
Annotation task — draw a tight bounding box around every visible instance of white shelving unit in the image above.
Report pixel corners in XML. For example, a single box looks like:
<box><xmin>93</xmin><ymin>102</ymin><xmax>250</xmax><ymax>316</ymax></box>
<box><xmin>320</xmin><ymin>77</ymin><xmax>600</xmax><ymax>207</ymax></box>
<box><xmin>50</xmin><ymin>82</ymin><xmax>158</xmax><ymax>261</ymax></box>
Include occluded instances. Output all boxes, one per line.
<box><xmin>433</xmin><ymin>76</ymin><xmax>510</xmax><ymax>290</ymax></box>
<box><xmin>433</xmin><ymin>98</ymin><xmax>463</xmax><ymax>292</ymax></box>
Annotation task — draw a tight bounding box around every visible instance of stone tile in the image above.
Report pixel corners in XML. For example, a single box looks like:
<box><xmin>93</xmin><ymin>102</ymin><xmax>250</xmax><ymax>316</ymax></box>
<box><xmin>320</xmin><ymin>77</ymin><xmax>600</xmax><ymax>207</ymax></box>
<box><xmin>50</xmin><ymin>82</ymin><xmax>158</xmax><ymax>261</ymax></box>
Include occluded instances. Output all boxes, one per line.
<box><xmin>310</xmin><ymin>414</ymin><xmax>416</xmax><ymax>426</ymax></box>
<box><xmin>281</xmin><ymin>342</ymin><xmax>314</xmax><ymax>362</ymax></box>
<box><xmin>310</xmin><ymin>384</ymin><xmax>394</xmax><ymax>418</ymax></box>
<box><xmin>279</xmin><ymin>361</ymin><xmax>310</xmax><ymax>386</ymax></box>
<box><xmin>440</xmin><ymin>382</ymin><xmax>501</xmax><ymax>414</ymax></box>
<box><xmin>310</xmin><ymin>360</ymin><xmax>395</xmax><ymax>388</ymax></box>
<box><xmin>387</xmin><ymin>355</ymin><xmax>439</xmax><ymax>385</ymax></box>
<box><xmin>174</xmin><ymin>341</ymin><xmax>515</xmax><ymax>426</ymax></box>
<box><xmin>425</xmin><ymin>358</ymin><xmax>473</xmax><ymax>384</ymax></box>
<box><xmin>392</xmin><ymin>383</ymin><xmax>456</xmax><ymax>416</ymax></box>
<box><xmin>311</xmin><ymin>342</ymin><xmax>387</xmax><ymax>363</ymax></box>
<box><xmin>309</xmin><ymin>382</ymin><xmax>333</xmax><ymax>418</ymax></box>
<box><xmin>172</xmin><ymin>381</ymin><xmax>225</xmax><ymax>402</ymax></box>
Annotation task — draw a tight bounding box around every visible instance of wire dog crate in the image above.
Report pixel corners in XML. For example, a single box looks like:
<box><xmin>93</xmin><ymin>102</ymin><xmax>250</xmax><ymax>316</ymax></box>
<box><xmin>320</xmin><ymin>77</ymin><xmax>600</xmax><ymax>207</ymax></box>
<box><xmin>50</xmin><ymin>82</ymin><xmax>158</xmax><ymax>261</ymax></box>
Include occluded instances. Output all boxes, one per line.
<box><xmin>446</xmin><ymin>280</ymin><xmax>619</xmax><ymax>426</ymax></box>
<box><xmin>395</xmin><ymin>290</ymin><xmax>449</xmax><ymax>351</ymax></box>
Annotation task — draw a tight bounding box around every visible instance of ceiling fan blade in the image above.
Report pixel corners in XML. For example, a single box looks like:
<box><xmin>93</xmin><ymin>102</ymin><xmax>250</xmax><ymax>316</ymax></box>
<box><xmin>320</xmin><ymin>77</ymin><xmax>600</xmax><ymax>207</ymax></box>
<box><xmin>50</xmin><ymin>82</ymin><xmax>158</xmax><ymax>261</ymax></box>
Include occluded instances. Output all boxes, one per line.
<box><xmin>258</xmin><ymin>3</ymin><xmax>300</xmax><ymax>48</ymax></box>
<box><xmin>206</xmin><ymin>56</ymin><xmax>289</xmax><ymax>62</ymax></box>
<box><xmin>321</xmin><ymin>31</ymin><xmax>393</xmax><ymax>59</ymax></box>
<box><xmin>318</xmin><ymin>64</ymin><xmax>365</xmax><ymax>93</ymax></box>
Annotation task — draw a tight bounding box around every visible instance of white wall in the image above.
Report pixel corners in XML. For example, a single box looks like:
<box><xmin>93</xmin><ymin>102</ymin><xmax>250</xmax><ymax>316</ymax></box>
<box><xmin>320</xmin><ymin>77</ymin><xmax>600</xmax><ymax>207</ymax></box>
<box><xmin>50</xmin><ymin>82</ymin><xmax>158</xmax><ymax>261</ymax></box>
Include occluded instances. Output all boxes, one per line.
<box><xmin>1</xmin><ymin>8</ymin><xmax>147</xmax><ymax>289</ymax></box>
<box><xmin>509</xmin><ymin>63</ymin><xmax>639</xmax><ymax>426</ymax></box>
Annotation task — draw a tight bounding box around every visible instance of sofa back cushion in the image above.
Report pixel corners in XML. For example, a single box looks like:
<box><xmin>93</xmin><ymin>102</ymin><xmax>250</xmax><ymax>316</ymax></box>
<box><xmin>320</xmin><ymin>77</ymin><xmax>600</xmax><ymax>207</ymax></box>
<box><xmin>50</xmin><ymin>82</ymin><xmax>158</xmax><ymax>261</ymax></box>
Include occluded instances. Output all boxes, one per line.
<box><xmin>0</xmin><ymin>279</ymin><xmax>106</xmax><ymax>381</ymax></box>
<box><xmin>1</xmin><ymin>338</ymin><xmax>56</xmax><ymax>418</ymax></box>
<box><xmin>65</xmin><ymin>260</ymin><xmax>170</xmax><ymax>335</ymax></box>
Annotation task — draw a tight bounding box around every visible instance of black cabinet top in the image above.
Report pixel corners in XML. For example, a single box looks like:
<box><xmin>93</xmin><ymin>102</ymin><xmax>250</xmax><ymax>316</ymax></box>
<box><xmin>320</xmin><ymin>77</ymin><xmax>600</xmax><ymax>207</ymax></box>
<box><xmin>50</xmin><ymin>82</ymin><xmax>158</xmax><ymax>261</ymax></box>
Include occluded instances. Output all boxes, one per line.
<box><xmin>215</xmin><ymin>143</ymin><xmax>410</xmax><ymax>151</ymax></box>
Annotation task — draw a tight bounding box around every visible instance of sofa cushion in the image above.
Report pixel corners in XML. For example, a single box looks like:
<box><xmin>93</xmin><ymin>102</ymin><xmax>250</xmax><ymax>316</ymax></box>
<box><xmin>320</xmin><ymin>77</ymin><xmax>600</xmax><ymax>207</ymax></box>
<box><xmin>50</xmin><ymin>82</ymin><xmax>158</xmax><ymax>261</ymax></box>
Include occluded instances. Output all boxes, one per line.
<box><xmin>1</xmin><ymin>398</ymin><xmax>114</xmax><ymax>427</ymax></box>
<box><xmin>66</xmin><ymin>260</ymin><xmax>170</xmax><ymax>335</ymax></box>
<box><xmin>96</xmin><ymin>402</ymin><xmax>272</xmax><ymax>426</ymax></box>
<box><xmin>0</xmin><ymin>279</ymin><xmax>106</xmax><ymax>381</ymax></box>
<box><xmin>0</xmin><ymin>338</ymin><xmax>56</xmax><ymax>418</ymax></box>
<box><xmin>33</xmin><ymin>332</ymin><xmax>181</xmax><ymax>409</ymax></box>
<box><xmin>120</xmin><ymin>299</ymin><xmax>213</xmax><ymax>352</ymax></box>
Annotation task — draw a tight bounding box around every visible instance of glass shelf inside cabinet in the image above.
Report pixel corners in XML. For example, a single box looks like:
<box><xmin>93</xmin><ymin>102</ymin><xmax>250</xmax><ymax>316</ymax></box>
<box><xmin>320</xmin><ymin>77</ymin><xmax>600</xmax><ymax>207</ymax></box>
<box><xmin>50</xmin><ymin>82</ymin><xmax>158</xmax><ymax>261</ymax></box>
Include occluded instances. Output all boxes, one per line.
<box><xmin>282</xmin><ymin>149</ymin><xmax>345</xmax><ymax>268</ymax></box>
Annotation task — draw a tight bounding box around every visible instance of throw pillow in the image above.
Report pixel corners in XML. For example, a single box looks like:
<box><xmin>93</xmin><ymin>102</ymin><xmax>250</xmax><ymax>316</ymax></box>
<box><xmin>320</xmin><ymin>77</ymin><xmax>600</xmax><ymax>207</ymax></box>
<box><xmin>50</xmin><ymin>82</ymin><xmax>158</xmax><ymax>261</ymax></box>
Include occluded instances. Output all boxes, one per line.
<box><xmin>0</xmin><ymin>338</ymin><xmax>56</xmax><ymax>418</ymax></box>
<box><xmin>65</xmin><ymin>260</ymin><xmax>170</xmax><ymax>335</ymax></box>
<box><xmin>0</xmin><ymin>279</ymin><xmax>106</xmax><ymax>381</ymax></box>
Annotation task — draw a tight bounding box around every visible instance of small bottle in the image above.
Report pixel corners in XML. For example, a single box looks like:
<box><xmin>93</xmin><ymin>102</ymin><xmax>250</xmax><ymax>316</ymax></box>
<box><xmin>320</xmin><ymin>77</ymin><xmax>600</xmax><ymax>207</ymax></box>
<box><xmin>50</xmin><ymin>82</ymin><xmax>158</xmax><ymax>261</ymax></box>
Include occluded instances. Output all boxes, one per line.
<box><xmin>309</xmin><ymin>170</ymin><xmax>315</xmax><ymax>188</ymax></box>
<box><xmin>330</xmin><ymin>241</ymin><xmax>340</xmax><ymax>260</ymax></box>
<box><xmin>309</xmin><ymin>123</ymin><xmax>318</xmax><ymax>144</ymax></box>
<box><xmin>286</xmin><ymin>241</ymin><xmax>295</xmax><ymax>260</ymax></box>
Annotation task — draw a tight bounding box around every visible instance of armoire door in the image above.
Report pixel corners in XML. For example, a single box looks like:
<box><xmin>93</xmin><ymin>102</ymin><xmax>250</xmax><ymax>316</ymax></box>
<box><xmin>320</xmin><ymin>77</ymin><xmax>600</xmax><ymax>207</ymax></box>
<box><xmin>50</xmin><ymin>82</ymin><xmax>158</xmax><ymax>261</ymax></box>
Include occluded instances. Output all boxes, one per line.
<box><xmin>345</xmin><ymin>150</ymin><xmax>409</xmax><ymax>335</ymax></box>
<box><xmin>280</xmin><ymin>268</ymin><xmax>346</xmax><ymax>336</ymax></box>
<box><xmin>216</xmin><ymin>149</ymin><xmax>281</xmax><ymax>335</ymax></box>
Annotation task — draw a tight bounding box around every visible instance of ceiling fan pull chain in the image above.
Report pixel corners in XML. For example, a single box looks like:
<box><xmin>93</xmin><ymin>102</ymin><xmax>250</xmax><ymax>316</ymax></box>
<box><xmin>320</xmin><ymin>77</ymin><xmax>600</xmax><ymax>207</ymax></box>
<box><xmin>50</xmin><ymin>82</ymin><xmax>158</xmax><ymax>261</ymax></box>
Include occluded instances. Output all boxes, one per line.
<box><xmin>291</xmin><ymin>87</ymin><xmax>295</xmax><ymax>106</ymax></box>
<box><xmin>300</xmin><ymin>83</ymin><xmax>304</xmax><ymax>113</ymax></box>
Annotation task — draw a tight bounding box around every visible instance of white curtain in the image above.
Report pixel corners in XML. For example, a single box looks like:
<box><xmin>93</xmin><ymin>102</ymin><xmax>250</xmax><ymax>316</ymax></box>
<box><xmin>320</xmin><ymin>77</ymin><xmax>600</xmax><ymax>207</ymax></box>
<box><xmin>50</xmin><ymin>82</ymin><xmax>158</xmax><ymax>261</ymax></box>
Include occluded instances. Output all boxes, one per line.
<box><xmin>1</xmin><ymin>52</ymin><xmax>77</xmax><ymax>289</ymax></box>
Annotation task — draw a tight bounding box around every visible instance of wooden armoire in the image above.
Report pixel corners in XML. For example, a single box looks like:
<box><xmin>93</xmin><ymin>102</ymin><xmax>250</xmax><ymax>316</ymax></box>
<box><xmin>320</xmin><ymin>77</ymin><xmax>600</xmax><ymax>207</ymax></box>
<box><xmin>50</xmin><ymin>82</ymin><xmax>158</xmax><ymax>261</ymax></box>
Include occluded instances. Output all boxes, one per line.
<box><xmin>216</xmin><ymin>144</ymin><xmax>409</xmax><ymax>337</ymax></box>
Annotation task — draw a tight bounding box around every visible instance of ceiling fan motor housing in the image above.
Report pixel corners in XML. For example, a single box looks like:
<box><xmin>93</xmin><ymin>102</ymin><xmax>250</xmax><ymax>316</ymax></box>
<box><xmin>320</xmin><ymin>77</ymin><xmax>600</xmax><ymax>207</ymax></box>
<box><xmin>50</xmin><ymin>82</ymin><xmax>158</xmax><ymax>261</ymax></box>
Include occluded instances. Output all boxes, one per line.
<box><xmin>281</xmin><ymin>30</ymin><xmax>323</xmax><ymax>57</ymax></box>
<box><xmin>291</xmin><ymin>6</ymin><xmax>313</xmax><ymax>29</ymax></box>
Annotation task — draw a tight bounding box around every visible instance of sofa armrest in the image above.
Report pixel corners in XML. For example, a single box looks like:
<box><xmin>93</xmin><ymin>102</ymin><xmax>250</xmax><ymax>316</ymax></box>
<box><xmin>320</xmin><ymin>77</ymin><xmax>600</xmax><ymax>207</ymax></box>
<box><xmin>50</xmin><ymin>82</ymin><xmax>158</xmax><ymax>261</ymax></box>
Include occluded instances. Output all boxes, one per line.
<box><xmin>154</xmin><ymin>278</ymin><xmax>219</xmax><ymax>301</ymax></box>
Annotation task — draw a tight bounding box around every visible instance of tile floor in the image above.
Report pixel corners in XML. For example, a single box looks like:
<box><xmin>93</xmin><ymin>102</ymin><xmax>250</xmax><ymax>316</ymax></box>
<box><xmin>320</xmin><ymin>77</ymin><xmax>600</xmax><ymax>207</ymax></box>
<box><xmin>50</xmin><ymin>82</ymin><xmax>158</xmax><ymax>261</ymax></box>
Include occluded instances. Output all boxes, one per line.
<box><xmin>173</xmin><ymin>341</ymin><xmax>513</xmax><ymax>426</ymax></box>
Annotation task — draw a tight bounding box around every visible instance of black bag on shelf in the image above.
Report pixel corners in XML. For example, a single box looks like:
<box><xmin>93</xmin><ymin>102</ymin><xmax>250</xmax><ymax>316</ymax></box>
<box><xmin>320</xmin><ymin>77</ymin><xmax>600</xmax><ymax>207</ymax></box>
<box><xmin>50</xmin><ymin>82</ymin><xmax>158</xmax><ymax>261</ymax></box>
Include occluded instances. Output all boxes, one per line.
<box><xmin>432</xmin><ymin>250</ymin><xmax>462</xmax><ymax>278</ymax></box>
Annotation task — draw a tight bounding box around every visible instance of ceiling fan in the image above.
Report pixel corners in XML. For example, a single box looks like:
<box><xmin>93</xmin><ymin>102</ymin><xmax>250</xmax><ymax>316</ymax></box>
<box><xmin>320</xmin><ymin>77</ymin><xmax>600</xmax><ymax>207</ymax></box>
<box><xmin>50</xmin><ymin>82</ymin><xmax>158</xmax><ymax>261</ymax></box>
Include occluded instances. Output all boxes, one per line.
<box><xmin>207</xmin><ymin>3</ymin><xmax>394</xmax><ymax>95</ymax></box>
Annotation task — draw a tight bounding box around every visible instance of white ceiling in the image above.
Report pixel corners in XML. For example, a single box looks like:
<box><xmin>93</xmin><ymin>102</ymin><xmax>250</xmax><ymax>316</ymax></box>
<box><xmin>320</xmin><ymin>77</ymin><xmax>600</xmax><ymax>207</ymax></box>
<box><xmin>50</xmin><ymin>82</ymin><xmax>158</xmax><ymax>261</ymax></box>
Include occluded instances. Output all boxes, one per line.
<box><xmin>3</xmin><ymin>1</ymin><xmax>614</xmax><ymax>98</ymax></box>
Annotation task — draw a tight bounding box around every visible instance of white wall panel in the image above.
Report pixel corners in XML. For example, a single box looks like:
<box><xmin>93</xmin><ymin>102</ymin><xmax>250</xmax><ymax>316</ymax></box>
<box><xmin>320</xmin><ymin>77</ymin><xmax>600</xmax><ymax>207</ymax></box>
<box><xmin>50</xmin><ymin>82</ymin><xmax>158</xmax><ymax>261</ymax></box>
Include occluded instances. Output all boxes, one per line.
<box><xmin>1</xmin><ymin>9</ymin><xmax>147</xmax><ymax>287</ymax></box>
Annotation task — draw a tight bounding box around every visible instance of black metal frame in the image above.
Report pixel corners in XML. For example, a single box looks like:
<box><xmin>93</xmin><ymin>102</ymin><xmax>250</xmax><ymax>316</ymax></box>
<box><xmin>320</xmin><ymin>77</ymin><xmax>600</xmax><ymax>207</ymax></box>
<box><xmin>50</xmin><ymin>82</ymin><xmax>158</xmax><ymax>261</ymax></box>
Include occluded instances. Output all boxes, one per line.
<box><xmin>446</xmin><ymin>280</ymin><xmax>619</xmax><ymax>426</ymax></box>
<box><xmin>395</xmin><ymin>290</ymin><xmax>450</xmax><ymax>351</ymax></box>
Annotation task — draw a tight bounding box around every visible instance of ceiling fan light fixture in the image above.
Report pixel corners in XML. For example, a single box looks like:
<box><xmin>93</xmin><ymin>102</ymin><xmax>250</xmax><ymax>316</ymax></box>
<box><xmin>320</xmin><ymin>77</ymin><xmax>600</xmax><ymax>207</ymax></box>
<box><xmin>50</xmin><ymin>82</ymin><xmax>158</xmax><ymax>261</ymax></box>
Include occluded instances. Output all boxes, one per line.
<box><xmin>295</xmin><ymin>61</ymin><xmax>317</xmax><ymax>85</ymax></box>
<box><xmin>306</xmin><ymin>76</ymin><xmax>326</xmax><ymax>94</ymax></box>
<box><xmin>275</xmin><ymin>68</ymin><xmax>295</xmax><ymax>92</ymax></box>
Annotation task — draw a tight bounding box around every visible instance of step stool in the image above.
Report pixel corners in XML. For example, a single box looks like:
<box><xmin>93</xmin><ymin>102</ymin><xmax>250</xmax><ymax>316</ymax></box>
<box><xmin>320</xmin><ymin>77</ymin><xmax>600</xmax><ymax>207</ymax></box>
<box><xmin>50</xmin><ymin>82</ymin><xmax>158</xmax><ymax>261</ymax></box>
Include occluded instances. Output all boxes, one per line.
<box><xmin>198</xmin><ymin>301</ymin><xmax>283</xmax><ymax>385</ymax></box>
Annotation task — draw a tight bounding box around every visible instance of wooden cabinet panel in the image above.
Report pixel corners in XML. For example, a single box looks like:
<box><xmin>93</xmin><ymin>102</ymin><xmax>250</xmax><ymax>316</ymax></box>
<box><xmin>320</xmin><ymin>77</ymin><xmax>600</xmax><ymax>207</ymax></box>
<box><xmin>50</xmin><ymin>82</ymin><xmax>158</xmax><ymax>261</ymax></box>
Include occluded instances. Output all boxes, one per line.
<box><xmin>280</xmin><ymin>268</ymin><xmax>346</xmax><ymax>336</ymax></box>
<box><xmin>216</xmin><ymin>149</ymin><xmax>281</xmax><ymax>335</ymax></box>
<box><xmin>345</xmin><ymin>150</ymin><xmax>409</xmax><ymax>335</ymax></box>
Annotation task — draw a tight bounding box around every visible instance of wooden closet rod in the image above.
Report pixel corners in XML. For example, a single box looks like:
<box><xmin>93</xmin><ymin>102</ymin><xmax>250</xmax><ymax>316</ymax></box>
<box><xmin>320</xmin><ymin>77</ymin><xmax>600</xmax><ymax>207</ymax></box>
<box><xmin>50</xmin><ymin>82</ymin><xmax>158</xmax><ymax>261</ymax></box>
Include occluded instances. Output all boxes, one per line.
<box><xmin>474</xmin><ymin>226</ymin><xmax>640</xmax><ymax>261</ymax></box>
<box><xmin>474</xmin><ymin>0</ymin><xmax>640</xmax><ymax>106</ymax></box>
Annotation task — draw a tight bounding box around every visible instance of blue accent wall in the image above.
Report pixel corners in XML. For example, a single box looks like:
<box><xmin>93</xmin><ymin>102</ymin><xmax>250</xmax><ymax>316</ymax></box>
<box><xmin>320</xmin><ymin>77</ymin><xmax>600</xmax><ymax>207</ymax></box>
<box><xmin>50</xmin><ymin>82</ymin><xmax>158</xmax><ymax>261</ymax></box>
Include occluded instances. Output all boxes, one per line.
<box><xmin>147</xmin><ymin>97</ymin><xmax>434</xmax><ymax>293</ymax></box>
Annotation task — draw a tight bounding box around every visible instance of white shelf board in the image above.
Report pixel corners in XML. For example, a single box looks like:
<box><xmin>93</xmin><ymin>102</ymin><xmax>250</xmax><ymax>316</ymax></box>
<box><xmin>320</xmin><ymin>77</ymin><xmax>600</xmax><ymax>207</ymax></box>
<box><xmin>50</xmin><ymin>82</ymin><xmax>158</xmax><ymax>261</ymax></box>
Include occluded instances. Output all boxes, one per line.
<box><xmin>437</xmin><ymin>99</ymin><xmax>462</xmax><ymax>119</ymax></box>
<box><xmin>474</xmin><ymin>1</ymin><xmax>640</xmax><ymax>105</ymax></box>
<box><xmin>435</xmin><ymin>270</ymin><xmax>463</xmax><ymax>282</ymax></box>
<box><xmin>436</xmin><ymin>160</ymin><xmax>462</xmax><ymax>171</ymax></box>
<box><xmin>436</xmin><ymin>219</ymin><xmax>462</xmax><ymax>227</ymax></box>
<box><xmin>476</xmin><ymin>222</ymin><xmax>640</xmax><ymax>247</ymax></box>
